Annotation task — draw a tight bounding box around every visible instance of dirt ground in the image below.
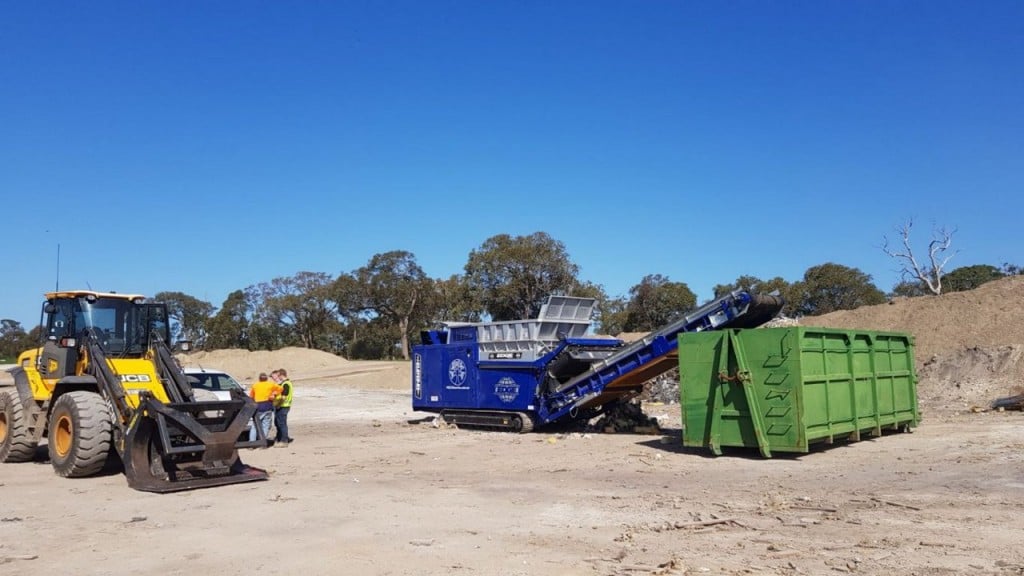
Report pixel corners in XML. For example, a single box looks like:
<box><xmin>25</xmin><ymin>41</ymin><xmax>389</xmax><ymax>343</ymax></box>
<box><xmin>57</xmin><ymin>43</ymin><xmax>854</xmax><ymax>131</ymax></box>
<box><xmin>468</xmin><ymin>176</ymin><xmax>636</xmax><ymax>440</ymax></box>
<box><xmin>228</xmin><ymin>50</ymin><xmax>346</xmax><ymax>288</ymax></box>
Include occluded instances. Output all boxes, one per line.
<box><xmin>2</xmin><ymin>277</ymin><xmax>1024</xmax><ymax>575</ymax></box>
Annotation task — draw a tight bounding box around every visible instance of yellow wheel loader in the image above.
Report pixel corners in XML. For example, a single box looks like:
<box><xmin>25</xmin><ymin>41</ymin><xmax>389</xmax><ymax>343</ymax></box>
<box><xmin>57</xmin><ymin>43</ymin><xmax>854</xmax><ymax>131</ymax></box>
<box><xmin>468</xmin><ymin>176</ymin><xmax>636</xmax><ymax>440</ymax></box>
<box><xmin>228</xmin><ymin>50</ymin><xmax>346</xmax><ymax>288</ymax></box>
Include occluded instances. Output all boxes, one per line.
<box><xmin>0</xmin><ymin>290</ymin><xmax>269</xmax><ymax>492</ymax></box>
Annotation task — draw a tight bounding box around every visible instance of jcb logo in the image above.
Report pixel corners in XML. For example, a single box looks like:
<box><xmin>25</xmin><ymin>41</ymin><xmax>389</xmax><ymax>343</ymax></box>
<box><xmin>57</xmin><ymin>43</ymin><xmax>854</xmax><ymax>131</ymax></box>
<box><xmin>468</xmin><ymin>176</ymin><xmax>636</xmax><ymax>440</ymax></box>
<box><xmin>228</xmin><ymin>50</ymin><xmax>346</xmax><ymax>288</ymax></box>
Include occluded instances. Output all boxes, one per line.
<box><xmin>119</xmin><ymin>374</ymin><xmax>152</xmax><ymax>383</ymax></box>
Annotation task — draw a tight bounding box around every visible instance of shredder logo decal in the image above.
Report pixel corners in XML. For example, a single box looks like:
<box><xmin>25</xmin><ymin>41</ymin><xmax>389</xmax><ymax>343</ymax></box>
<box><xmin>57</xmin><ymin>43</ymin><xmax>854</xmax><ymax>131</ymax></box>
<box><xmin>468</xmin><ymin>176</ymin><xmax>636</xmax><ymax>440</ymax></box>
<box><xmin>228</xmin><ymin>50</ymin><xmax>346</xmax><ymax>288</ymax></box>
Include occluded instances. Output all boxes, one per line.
<box><xmin>495</xmin><ymin>377</ymin><xmax>519</xmax><ymax>403</ymax></box>
<box><xmin>447</xmin><ymin>358</ymin><xmax>469</xmax><ymax>390</ymax></box>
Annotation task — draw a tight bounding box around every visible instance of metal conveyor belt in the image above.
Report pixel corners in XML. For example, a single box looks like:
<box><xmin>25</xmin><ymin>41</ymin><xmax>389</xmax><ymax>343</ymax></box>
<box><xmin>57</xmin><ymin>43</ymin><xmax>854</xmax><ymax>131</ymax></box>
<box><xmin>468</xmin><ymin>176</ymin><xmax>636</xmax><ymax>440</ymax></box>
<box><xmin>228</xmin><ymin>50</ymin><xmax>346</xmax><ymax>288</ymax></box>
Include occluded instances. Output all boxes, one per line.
<box><xmin>540</xmin><ymin>291</ymin><xmax>784</xmax><ymax>422</ymax></box>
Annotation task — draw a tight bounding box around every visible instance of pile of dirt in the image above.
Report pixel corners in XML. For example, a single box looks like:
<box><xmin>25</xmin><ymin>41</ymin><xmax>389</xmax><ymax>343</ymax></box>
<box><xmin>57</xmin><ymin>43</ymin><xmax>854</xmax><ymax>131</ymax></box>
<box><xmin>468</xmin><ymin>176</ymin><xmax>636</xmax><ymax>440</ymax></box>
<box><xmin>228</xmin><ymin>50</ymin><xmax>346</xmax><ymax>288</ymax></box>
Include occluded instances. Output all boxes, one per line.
<box><xmin>805</xmin><ymin>275</ymin><xmax>1024</xmax><ymax>359</ymax></box>
<box><xmin>178</xmin><ymin>346</ymin><xmax>351</xmax><ymax>383</ymax></box>
<box><xmin>806</xmin><ymin>275</ymin><xmax>1024</xmax><ymax>411</ymax></box>
<box><xmin>916</xmin><ymin>345</ymin><xmax>1023</xmax><ymax>410</ymax></box>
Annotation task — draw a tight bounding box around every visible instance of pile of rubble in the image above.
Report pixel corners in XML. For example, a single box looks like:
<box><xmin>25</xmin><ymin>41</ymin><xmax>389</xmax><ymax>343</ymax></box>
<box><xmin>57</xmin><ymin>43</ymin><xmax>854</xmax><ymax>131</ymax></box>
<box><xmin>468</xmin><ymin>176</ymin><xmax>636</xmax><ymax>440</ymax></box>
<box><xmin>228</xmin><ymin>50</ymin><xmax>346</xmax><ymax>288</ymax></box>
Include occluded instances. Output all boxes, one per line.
<box><xmin>760</xmin><ymin>315</ymin><xmax>800</xmax><ymax>328</ymax></box>
<box><xmin>590</xmin><ymin>400</ymin><xmax>662</xmax><ymax>434</ymax></box>
<box><xmin>642</xmin><ymin>370</ymin><xmax>680</xmax><ymax>404</ymax></box>
<box><xmin>636</xmin><ymin>316</ymin><xmax>801</xmax><ymax>406</ymax></box>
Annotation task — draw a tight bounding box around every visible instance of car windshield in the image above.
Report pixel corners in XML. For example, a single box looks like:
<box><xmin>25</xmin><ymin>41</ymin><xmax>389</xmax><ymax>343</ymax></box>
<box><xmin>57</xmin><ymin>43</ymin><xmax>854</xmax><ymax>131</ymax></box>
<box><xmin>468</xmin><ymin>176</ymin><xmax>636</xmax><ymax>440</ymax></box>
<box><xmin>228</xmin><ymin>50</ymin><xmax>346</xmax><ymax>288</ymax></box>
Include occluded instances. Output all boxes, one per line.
<box><xmin>189</xmin><ymin>372</ymin><xmax>244</xmax><ymax>393</ymax></box>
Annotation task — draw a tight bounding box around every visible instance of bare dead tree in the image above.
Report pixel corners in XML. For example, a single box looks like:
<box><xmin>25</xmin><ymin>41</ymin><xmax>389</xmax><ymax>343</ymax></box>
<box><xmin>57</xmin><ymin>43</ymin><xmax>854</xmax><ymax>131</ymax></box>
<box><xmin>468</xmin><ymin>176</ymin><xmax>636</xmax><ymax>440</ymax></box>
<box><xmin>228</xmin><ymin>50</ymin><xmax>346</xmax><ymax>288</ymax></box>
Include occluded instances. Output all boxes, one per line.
<box><xmin>882</xmin><ymin>219</ymin><xmax>958</xmax><ymax>295</ymax></box>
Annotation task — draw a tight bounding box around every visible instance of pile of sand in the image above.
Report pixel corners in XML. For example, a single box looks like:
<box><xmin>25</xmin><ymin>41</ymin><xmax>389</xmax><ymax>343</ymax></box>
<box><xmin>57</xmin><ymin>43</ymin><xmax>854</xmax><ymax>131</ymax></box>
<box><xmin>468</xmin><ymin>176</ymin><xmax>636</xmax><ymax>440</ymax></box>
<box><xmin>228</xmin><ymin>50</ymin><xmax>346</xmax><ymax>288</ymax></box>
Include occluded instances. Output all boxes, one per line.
<box><xmin>915</xmin><ymin>345</ymin><xmax>1023</xmax><ymax>410</ymax></box>
<box><xmin>179</xmin><ymin>346</ymin><xmax>351</xmax><ymax>383</ymax></box>
<box><xmin>804</xmin><ymin>275</ymin><xmax>1024</xmax><ymax>359</ymax></box>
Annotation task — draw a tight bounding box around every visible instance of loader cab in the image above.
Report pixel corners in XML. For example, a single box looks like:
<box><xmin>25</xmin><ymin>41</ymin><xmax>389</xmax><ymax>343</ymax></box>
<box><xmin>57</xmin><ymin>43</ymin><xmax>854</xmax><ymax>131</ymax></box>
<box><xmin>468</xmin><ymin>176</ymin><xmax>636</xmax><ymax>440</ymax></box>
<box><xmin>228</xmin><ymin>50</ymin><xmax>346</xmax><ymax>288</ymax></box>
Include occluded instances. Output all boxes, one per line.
<box><xmin>38</xmin><ymin>292</ymin><xmax>171</xmax><ymax>377</ymax></box>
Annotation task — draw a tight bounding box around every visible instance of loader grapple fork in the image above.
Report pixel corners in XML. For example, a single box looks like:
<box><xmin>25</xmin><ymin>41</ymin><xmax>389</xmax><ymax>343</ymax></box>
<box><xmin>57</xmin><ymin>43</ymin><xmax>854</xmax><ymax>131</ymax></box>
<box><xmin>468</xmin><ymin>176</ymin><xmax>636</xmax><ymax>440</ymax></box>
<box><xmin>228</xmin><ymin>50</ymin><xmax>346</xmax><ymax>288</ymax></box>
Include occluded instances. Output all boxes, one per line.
<box><xmin>122</xmin><ymin>393</ymin><xmax>268</xmax><ymax>493</ymax></box>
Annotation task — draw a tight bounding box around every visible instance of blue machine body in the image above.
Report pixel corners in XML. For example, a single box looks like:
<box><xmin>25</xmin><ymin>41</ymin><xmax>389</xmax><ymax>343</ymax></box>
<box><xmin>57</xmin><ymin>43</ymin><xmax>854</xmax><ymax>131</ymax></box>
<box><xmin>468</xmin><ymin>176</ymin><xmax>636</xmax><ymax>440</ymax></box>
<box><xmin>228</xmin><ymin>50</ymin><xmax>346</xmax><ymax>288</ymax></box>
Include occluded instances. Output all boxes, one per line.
<box><xmin>412</xmin><ymin>290</ymin><xmax>783</xmax><ymax>430</ymax></box>
<box><xmin>413</xmin><ymin>336</ymin><xmax>620</xmax><ymax>415</ymax></box>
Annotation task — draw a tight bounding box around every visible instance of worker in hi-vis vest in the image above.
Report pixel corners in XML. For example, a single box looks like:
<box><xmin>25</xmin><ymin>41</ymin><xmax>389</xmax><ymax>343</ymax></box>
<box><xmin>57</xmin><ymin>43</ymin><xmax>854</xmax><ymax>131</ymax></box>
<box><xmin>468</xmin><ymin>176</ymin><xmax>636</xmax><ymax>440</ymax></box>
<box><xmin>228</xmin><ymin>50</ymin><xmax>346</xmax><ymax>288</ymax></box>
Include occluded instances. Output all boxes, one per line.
<box><xmin>272</xmin><ymin>368</ymin><xmax>294</xmax><ymax>446</ymax></box>
<box><xmin>249</xmin><ymin>373</ymin><xmax>283</xmax><ymax>443</ymax></box>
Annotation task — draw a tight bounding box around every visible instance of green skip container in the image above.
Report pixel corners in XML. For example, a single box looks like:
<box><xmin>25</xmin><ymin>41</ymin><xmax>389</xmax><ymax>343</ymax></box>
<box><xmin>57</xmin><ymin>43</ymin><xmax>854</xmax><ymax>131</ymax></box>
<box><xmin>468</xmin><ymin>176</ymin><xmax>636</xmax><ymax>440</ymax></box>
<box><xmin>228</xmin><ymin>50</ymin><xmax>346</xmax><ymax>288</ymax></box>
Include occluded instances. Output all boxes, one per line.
<box><xmin>678</xmin><ymin>327</ymin><xmax>919</xmax><ymax>457</ymax></box>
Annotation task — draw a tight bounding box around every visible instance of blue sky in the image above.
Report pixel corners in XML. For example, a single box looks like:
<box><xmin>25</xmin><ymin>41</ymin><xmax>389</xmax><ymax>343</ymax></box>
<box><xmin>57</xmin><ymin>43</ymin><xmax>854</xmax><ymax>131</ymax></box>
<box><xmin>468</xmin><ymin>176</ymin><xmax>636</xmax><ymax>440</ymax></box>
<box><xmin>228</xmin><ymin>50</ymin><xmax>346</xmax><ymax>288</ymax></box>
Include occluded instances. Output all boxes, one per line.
<box><xmin>2</xmin><ymin>2</ymin><xmax>1021</xmax><ymax>328</ymax></box>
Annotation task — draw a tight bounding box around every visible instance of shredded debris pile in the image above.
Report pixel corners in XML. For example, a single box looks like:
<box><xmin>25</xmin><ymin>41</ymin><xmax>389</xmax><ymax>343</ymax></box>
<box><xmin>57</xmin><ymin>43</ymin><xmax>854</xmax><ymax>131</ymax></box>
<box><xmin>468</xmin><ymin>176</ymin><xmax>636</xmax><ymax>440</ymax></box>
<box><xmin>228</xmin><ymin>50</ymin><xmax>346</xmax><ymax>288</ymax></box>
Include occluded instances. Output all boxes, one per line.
<box><xmin>643</xmin><ymin>371</ymin><xmax>680</xmax><ymax>404</ymax></box>
<box><xmin>591</xmin><ymin>401</ymin><xmax>662</xmax><ymax>434</ymax></box>
<box><xmin>761</xmin><ymin>314</ymin><xmax>801</xmax><ymax>328</ymax></box>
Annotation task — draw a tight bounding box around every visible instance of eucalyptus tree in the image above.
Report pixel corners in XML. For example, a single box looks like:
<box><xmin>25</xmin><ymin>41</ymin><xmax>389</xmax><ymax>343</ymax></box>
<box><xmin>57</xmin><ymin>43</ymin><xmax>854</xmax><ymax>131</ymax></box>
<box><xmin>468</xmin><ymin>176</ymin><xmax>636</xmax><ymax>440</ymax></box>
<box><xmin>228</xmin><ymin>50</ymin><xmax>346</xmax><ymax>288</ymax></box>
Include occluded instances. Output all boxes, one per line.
<box><xmin>246</xmin><ymin>271</ymin><xmax>338</xmax><ymax>349</ymax></box>
<box><xmin>334</xmin><ymin>251</ymin><xmax>436</xmax><ymax>360</ymax></box>
<box><xmin>153</xmin><ymin>291</ymin><xmax>214</xmax><ymax>346</ymax></box>
<box><xmin>463</xmin><ymin>232</ymin><xmax>580</xmax><ymax>321</ymax></box>
<box><xmin>793</xmin><ymin>263</ymin><xmax>886</xmax><ymax>316</ymax></box>
<box><xmin>622</xmin><ymin>274</ymin><xmax>696</xmax><ymax>332</ymax></box>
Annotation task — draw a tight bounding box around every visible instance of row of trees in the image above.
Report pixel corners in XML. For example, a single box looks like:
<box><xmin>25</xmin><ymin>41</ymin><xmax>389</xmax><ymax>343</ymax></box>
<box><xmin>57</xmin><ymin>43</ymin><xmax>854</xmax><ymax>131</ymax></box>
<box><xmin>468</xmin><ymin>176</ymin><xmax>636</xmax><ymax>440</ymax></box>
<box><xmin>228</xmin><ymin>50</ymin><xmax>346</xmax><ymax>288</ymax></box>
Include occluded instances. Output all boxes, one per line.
<box><xmin>0</xmin><ymin>320</ymin><xmax>41</xmax><ymax>362</ymax></box>
<box><xmin>1</xmin><ymin>231</ymin><xmax>1018</xmax><ymax>361</ymax></box>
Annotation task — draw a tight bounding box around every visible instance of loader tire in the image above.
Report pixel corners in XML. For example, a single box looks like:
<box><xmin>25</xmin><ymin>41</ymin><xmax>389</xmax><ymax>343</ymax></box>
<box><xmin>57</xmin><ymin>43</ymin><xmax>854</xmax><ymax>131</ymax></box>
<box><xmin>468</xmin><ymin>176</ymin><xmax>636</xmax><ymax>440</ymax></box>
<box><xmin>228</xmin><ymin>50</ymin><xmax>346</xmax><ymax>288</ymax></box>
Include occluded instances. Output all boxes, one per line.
<box><xmin>48</xmin><ymin>391</ymin><xmax>113</xmax><ymax>478</ymax></box>
<box><xmin>0</xmin><ymin>389</ymin><xmax>38</xmax><ymax>462</ymax></box>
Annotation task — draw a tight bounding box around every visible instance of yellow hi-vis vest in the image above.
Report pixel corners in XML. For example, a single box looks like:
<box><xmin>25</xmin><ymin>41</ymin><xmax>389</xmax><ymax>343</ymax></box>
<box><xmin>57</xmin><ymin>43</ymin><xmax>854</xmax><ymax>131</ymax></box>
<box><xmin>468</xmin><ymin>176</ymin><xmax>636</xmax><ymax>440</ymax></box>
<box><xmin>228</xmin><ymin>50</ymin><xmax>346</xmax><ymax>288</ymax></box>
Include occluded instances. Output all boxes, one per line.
<box><xmin>278</xmin><ymin>379</ymin><xmax>294</xmax><ymax>408</ymax></box>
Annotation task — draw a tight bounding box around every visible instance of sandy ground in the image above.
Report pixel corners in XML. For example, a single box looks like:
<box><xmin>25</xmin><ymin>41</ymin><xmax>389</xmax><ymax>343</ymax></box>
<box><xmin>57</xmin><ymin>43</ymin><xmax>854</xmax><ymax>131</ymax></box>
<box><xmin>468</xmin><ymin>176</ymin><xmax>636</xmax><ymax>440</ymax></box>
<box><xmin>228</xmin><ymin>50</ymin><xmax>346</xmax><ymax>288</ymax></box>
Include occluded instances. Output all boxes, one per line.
<box><xmin>2</xmin><ymin>359</ymin><xmax>1024</xmax><ymax>576</ymax></box>
<box><xmin>3</xmin><ymin>277</ymin><xmax>1024</xmax><ymax>575</ymax></box>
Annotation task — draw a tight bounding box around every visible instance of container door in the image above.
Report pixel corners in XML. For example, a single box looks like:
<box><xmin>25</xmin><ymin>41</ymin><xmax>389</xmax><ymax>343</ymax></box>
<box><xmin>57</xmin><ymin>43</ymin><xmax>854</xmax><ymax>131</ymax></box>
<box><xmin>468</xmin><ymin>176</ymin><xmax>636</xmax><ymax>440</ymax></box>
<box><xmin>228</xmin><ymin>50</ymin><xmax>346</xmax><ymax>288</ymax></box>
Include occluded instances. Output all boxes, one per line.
<box><xmin>440</xmin><ymin>346</ymin><xmax>479</xmax><ymax>408</ymax></box>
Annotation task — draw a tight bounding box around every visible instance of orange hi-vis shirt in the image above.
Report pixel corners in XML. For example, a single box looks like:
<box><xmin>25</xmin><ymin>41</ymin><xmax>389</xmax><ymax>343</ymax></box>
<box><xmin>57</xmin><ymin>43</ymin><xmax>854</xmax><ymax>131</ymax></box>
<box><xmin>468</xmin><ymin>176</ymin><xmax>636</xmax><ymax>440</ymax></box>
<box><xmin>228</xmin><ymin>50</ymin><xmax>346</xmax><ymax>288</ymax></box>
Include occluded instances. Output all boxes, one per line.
<box><xmin>249</xmin><ymin>379</ymin><xmax>284</xmax><ymax>403</ymax></box>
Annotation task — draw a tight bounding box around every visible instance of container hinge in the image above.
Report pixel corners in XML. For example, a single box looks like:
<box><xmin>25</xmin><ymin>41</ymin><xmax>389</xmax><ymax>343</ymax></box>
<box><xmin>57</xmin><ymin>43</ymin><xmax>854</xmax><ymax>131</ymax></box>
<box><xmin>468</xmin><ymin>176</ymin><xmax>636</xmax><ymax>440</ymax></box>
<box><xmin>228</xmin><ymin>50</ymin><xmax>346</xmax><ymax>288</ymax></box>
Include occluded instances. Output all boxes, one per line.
<box><xmin>724</xmin><ymin>330</ymin><xmax>772</xmax><ymax>458</ymax></box>
<box><xmin>717</xmin><ymin>370</ymin><xmax>751</xmax><ymax>383</ymax></box>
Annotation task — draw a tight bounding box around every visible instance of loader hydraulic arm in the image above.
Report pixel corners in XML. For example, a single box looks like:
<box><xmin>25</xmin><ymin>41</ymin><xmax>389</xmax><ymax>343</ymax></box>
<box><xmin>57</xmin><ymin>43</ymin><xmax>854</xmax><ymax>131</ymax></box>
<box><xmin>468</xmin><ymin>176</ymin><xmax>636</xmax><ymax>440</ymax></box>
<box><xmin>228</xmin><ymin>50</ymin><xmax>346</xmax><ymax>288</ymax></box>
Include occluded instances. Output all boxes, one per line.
<box><xmin>84</xmin><ymin>330</ymin><xmax>132</xmax><ymax>425</ymax></box>
<box><xmin>152</xmin><ymin>334</ymin><xmax>193</xmax><ymax>404</ymax></box>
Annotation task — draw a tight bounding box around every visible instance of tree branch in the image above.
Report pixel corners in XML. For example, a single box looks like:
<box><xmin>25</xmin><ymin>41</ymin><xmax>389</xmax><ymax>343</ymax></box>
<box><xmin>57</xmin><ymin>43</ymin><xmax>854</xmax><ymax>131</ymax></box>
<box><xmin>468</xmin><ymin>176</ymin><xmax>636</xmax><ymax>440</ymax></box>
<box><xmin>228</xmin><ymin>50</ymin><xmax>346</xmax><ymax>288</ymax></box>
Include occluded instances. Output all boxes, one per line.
<box><xmin>881</xmin><ymin>219</ymin><xmax>957</xmax><ymax>295</ymax></box>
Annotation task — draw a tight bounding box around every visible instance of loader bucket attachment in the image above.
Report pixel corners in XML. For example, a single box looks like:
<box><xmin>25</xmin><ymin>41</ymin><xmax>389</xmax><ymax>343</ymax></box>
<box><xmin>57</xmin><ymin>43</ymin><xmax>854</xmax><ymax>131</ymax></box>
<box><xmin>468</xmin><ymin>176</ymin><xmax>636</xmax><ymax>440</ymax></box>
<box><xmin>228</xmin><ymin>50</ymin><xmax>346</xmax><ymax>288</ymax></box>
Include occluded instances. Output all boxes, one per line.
<box><xmin>121</xmin><ymin>394</ymin><xmax>268</xmax><ymax>493</ymax></box>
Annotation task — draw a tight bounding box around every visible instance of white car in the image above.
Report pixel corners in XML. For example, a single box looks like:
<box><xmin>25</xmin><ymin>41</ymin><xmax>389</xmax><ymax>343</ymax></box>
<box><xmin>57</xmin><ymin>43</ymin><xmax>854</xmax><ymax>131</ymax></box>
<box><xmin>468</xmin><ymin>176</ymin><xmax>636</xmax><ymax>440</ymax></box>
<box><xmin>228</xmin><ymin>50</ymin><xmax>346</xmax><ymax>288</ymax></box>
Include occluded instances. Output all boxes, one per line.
<box><xmin>184</xmin><ymin>367</ymin><xmax>247</xmax><ymax>401</ymax></box>
<box><xmin>184</xmin><ymin>368</ymin><xmax>254</xmax><ymax>437</ymax></box>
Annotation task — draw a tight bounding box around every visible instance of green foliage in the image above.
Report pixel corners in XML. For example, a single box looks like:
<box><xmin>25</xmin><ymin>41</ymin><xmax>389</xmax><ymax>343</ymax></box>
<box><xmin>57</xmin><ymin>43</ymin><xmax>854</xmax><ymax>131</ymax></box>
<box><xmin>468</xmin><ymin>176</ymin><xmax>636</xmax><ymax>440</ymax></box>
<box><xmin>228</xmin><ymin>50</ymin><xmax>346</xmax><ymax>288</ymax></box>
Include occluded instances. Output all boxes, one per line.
<box><xmin>595</xmin><ymin>296</ymin><xmax>628</xmax><ymax>335</ymax></box>
<box><xmin>549</xmin><ymin>280</ymin><xmax>627</xmax><ymax>335</ymax></box>
<box><xmin>890</xmin><ymin>280</ymin><xmax>929</xmax><ymax>298</ymax></box>
<box><xmin>464</xmin><ymin>232</ymin><xmax>580</xmax><ymax>321</ymax></box>
<box><xmin>0</xmin><ymin>319</ymin><xmax>35</xmax><ymax>360</ymax></box>
<box><xmin>712</xmin><ymin>275</ymin><xmax>796</xmax><ymax>315</ymax></box>
<box><xmin>335</xmin><ymin>251</ymin><xmax>436</xmax><ymax>360</ymax></box>
<box><xmin>566</xmin><ymin>280</ymin><xmax>606</xmax><ymax>302</ymax></box>
<box><xmin>794</xmin><ymin>263</ymin><xmax>886</xmax><ymax>316</ymax></box>
<box><xmin>942</xmin><ymin>264</ymin><xmax>1005</xmax><ymax>293</ymax></box>
<box><xmin>622</xmin><ymin>274</ymin><xmax>696</xmax><ymax>332</ymax></box>
<box><xmin>247</xmin><ymin>320</ymin><xmax>288</xmax><ymax>351</ymax></box>
<box><xmin>341</xmin><ymin>317</ymin><xmax>402</xmax><ymax>360</ymax></box>
<box><xmin>432</xmin><ymin>275</ymin><xmax>482</xmax><ymax>323</ymax></box>
<box><xmin>205</xmin><ymin>290</ymin><xmax>250</xmax><ymax>350</ymax></box>
<box><xmin>247</xmin><ymin>272</ymin><xmax>338</xmax><ymax>350</ymax></box>
<box><xmin>153</xmin><ymin>291</ymin><xmax>214</xmax><ymax>346</ymax></box>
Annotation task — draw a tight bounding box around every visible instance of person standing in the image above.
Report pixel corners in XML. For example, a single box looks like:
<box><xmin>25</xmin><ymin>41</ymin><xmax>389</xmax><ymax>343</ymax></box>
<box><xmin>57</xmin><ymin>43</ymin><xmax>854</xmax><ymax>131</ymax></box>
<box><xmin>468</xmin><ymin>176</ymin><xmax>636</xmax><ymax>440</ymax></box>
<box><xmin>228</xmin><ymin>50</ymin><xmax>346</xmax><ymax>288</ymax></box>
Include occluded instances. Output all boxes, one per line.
<box><xmin>249</xmin><ymin>372</ymin><xmax>283</xmax><ymax>444</ymax></box>
<box><xmin>273</xmin><ymin>368</ymin><xmax>294</xmax><ymax>446</ymax></box>
<box><xmin>269</xmin><ymin>369</ymin><xmax>282</xmax><ymax>435</ymax></box>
